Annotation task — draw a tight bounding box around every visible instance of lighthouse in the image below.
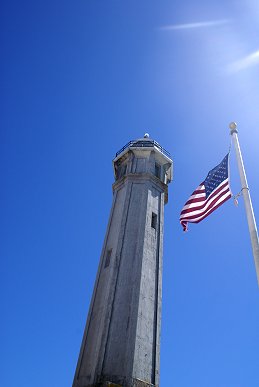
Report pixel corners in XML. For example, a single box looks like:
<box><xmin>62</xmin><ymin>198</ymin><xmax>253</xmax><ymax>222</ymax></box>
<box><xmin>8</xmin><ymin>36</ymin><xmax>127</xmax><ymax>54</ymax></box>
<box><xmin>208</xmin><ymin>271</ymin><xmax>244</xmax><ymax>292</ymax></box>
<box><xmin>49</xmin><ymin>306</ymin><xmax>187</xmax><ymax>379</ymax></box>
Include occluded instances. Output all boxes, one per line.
<box><xmin>73</xmin><ymin>135</ymin><xmax>173</xmax><ymax>387</ymax></box>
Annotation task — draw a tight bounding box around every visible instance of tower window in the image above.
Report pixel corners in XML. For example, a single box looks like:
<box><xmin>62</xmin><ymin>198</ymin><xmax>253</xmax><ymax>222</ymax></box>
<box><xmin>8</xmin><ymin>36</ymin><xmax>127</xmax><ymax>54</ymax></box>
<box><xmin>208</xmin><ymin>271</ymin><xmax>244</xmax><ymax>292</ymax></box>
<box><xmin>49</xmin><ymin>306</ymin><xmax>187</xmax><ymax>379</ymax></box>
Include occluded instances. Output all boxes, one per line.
<box><xmin>117</xmin><ymin>164</ymin><xmax>127</xmax><ymax>179</ymax></box>
<box><xmin>121</xmin><ymin>164</ymin><xmax>127</xmax><ymax>176</ymax></box>
<box><xmin>151</xmin><ymin>213</ymin><xmax>157</xmax><ymax>230</ymax></box>
<box><xmin>155</xmin><ymin>163</ymin><xmax>161</xmax><ymax>179</ymax></box>
<box><xmin>104</xmin><ymin>249</ymin><xmax>112</xmax><ymax>268</ymax></box>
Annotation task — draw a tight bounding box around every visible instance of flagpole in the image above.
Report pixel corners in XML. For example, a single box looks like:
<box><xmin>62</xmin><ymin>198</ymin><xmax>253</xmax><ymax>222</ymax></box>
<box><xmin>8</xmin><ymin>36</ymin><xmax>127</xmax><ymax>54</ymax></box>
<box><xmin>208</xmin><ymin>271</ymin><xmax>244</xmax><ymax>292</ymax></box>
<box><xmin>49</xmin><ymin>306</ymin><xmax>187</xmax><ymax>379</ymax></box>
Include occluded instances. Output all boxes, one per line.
<box><xmin>229</xmin><ymin>122</ymin><xmax>259</xmax><ymax>286</ymax></box>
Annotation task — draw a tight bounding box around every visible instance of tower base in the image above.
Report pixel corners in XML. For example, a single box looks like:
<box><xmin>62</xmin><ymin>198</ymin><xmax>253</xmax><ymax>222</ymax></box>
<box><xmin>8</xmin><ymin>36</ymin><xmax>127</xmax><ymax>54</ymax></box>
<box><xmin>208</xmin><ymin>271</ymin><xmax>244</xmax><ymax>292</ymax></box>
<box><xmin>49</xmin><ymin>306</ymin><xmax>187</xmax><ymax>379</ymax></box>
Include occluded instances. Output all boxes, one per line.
<box><xmin>74</xmin><ymin>377</ymin><xmax>156</xmax><ymax>387</ymax></box>
<box><xmin>92</xmin><ymin>379</ymin><xmax>155</xmax><ymax>387</ymax></box>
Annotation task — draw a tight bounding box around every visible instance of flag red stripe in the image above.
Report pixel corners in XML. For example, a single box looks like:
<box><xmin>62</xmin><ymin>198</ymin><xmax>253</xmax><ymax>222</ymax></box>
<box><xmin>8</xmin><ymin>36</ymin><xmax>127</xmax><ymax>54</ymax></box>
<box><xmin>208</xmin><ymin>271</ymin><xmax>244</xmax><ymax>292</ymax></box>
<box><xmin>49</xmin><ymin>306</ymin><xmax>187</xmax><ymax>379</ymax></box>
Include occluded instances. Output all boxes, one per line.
<box><xmin>205</xmin><ymin>180</ymin><xmax>229</xmax><ymax>200</ymax></box>
<box><xmin>180</xmin><ymin>193</ymin><xmax>231</xmax><ymax>231</ymax></box>
<box><xmin>190</xmin><ymin>193</ymin><xmax>231</xmax><ymax>224</ymax></box>
<box><xmin>181</xmin><ymin>194</ymin><xmax>231</xmax><ymax>223</ymax></box>
<box><xmin>180</xmin><ymin>221</ymin><xmax>188</xmax><ymax>231</ymax></box>
<box><xmin>182</xmin><ymin>189</ymin><xmax>232</xmax><ymax>221</ymax></box>
<box><xmin>180</xmin><ymin>185</ymin><xmax>230</xmax><ymax>216</ymax></box>
<box><xmin>184</xmin><ymin>196</ymin><xmax>206</xmax><ymax>206</ymax></box>
<box><xmin>179</xmin><ymin>154</ymin><xmax>231</xmax><ymax>231</ymax></box>
<box><xmin>191</xmin><ymin>187</ymin><xmax>205</xmax><ymax>195</ymax></box>
<box><xmin>182</xmin><ymin>180</ymin><xmax>229</xmax><ymax>209</ymax></box>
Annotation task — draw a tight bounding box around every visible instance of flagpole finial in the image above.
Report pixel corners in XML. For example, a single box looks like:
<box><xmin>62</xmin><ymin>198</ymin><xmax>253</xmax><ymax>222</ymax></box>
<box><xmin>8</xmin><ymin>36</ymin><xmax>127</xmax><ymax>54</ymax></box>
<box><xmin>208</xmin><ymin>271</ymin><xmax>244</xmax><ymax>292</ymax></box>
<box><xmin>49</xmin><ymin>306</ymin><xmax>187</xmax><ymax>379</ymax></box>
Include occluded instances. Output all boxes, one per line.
<box><xmin>229</xmin><ymin>122</ymin><xmax>238</xmax><ymax>135</ymax></box>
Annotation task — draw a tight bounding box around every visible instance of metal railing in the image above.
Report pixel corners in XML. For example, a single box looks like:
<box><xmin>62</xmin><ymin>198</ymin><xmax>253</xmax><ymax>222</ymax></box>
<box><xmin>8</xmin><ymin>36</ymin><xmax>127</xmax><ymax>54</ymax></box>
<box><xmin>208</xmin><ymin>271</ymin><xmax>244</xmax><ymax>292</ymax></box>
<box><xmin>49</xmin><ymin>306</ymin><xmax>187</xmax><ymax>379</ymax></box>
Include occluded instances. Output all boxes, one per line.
<box><xmin>115</xmin><ymin>140</ymin><xmax>171</xmax><ymax>158</ymax></box>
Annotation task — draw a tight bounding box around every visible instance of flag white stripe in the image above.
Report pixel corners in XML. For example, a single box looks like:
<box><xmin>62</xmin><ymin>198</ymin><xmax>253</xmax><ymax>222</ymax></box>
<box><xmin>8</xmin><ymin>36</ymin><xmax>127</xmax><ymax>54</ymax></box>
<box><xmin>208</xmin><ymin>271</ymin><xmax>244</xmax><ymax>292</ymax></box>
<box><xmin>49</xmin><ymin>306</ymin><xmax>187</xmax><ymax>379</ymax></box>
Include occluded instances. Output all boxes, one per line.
<box><xmin>181</xmin><ymin>180</ymin><xmax>230</xmax><ymax>213</ymax></box>
<box><xmin>184</xmin><ymin>178</ymin><xmax>228</xmax><ymax>205</ymax></box>
<box><xmin>188</xmin><ymin>192</ymin><xmax>206</xmax><ymax>201</ymax></box>
<box><xmin>180</xmin><ymin>154</ymin><xmax>231</xmax><ymax>231</ymax></box>
<box><xmin>205</xmin><ymin>179</ymin><xmax>229</xmax><ymax>200</ymax></box>
<box><xmin>180</xmin><ymin>189</ymin><xmax>231</xmax><ymax>222</ymax></box>
<box><xmin>180</xmin><ymin>188</ymin><xmax>230</xmax><ymax>221</ymax></box>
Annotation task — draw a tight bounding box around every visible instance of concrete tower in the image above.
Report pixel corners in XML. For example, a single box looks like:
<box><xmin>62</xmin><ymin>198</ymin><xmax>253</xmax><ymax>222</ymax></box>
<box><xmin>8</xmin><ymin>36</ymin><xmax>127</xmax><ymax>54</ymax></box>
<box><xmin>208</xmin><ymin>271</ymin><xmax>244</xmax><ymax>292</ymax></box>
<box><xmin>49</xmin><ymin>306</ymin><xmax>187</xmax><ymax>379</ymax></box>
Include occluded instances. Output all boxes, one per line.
<box><xmin>73</xmin><ymin>135</ymin><xmax>173</xmax><ymax>387</ymax></box>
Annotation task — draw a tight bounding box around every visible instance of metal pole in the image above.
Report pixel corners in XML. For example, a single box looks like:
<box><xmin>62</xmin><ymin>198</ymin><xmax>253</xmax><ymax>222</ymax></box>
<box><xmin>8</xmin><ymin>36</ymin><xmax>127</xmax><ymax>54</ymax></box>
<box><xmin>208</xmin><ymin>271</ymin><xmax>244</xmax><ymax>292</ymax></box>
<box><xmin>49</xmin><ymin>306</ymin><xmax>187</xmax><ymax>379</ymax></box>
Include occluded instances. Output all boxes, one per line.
<box><xmin>229</xmin><ymin>122</ymin><xmax>259</xmax><ymax>286</ymax></box>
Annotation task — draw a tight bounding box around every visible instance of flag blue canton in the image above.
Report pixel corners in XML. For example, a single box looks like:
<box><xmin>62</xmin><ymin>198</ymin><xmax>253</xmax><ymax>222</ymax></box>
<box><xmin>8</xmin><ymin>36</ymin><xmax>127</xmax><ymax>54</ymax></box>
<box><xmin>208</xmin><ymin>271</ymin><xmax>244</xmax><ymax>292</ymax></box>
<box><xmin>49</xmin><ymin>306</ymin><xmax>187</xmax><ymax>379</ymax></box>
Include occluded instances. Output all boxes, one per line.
<box><xmin>204</xmin><ymin>155</ymin><xmax>229</xmax><ymax>198</ymax></box>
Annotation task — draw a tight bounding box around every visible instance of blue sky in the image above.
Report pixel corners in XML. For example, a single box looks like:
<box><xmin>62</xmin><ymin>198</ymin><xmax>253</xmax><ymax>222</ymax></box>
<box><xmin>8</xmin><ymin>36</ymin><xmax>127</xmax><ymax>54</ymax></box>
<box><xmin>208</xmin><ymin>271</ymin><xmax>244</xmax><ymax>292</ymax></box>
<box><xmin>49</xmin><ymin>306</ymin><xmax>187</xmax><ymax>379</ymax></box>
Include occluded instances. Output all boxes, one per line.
<box><xmin>1</xmin><ymin>1</ymin><xmax>259</xmax><ymax>386</ymax></box>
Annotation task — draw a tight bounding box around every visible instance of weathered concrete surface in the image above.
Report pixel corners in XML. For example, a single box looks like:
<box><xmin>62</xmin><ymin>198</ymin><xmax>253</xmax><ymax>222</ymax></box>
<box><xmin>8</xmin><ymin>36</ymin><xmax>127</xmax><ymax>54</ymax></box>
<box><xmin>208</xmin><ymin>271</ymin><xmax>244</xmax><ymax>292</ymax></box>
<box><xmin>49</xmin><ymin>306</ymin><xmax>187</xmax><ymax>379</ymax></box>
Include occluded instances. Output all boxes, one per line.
<box><xmin>73</xmin><ymin>140</ymin><xmax>172</xmax><ymax>387</ymax></box>
<box><xmin>77</xmin><ymin>377</ymin><xmax>155</xmax><ymax>387</ymax></box>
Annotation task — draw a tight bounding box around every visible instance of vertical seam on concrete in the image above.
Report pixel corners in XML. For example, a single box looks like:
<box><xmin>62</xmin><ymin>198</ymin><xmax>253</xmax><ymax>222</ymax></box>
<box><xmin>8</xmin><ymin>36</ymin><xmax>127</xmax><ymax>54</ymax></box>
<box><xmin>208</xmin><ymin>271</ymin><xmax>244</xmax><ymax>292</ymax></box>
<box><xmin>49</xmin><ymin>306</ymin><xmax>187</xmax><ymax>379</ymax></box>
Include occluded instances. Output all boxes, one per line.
<box><xmin>75</xmin><ymin>190</ymin><xmax>118</xmax><ymax>381</ymax></box>
<box><xmin>99</xmin><ymin>181</ymin><xmax>134</xmax><ymax>378</ymax></box>
<box><xmin>151</xmin><ymin>190</ymin><xmax>162</xmax><ymax>385</ymax></box>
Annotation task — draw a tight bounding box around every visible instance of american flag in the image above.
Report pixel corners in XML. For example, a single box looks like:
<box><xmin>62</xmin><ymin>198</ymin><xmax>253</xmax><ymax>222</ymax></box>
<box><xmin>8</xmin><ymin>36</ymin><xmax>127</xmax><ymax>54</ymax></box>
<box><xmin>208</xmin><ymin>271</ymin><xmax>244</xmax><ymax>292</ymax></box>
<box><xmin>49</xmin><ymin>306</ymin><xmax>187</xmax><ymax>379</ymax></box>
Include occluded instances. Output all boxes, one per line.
<box><xmin>180</xmin><ymin>154</ymin><xmax>232</xmax><ymax>231</ymax></box>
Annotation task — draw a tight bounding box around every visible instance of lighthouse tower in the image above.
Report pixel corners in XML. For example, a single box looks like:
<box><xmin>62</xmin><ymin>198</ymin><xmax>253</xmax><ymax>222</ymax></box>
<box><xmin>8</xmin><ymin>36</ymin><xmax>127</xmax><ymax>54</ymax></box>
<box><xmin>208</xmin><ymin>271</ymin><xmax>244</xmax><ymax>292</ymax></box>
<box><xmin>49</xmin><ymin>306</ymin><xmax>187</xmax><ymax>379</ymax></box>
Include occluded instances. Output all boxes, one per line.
<box><xmin>73</xmin><ymin>135</ymin><xmax>173</xmax><ymax>387</ymax></box>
